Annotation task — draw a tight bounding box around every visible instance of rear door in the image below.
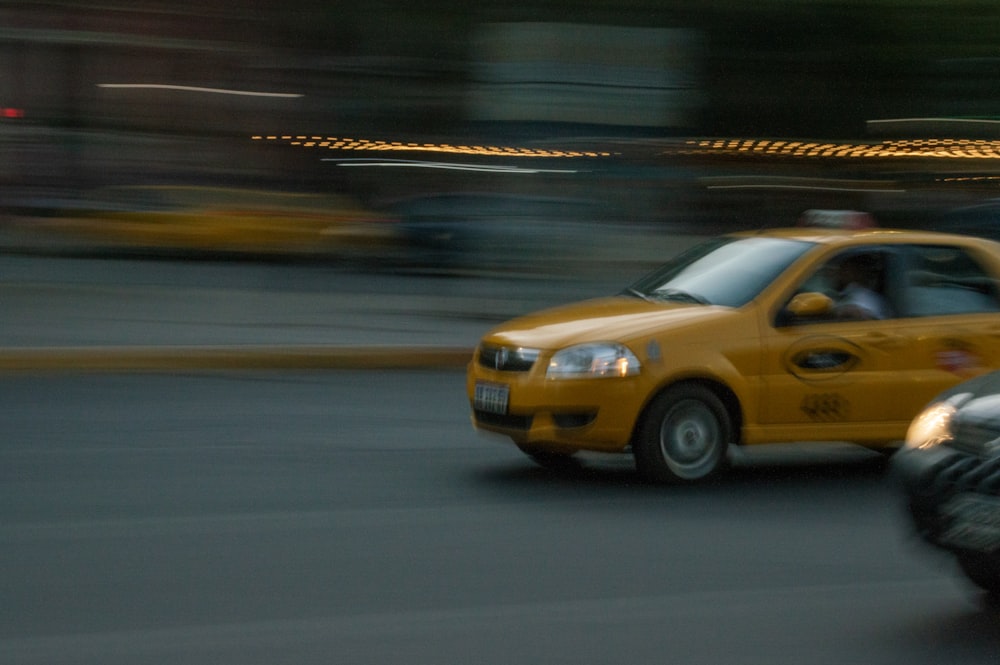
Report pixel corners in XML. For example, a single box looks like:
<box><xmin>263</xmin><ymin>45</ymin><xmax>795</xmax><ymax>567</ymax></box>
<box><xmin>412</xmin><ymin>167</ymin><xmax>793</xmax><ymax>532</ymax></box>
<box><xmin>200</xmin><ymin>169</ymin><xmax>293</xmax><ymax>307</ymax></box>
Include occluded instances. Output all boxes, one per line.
<box><xmin>891</xmin><ymin>243</ymin><xmax>1000</xmax><ymax>403</ymax></box>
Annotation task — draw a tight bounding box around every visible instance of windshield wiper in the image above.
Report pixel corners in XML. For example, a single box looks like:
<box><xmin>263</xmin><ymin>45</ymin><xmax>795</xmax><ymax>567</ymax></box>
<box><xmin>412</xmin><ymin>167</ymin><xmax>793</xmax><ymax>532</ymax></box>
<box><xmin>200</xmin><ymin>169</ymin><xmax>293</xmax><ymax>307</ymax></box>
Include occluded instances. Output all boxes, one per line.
<box><xmin>650</xmin><ymin>288</ymin><xmax>710</xmax><ymax>305</ymax></box>
<box><xmin>622</xmin><ymin>287</ymin><xmax>654</xmax><ymax>302</ymax></box>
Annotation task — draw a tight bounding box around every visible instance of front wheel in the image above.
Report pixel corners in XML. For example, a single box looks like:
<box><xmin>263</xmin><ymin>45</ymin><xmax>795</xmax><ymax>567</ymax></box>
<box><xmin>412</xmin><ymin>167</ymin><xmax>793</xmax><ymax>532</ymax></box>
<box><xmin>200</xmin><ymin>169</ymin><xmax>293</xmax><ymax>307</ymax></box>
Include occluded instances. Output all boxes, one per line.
<box><xmin>633</xmin><ymin>384</ymin><xmax>731</xmax><ymax>483</ymax></box>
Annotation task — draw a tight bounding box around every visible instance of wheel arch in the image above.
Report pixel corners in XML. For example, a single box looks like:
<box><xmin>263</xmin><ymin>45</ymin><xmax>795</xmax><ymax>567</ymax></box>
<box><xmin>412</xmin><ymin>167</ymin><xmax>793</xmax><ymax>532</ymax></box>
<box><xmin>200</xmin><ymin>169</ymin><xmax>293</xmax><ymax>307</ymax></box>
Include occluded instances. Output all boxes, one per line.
<box><xmin>631</xmin><ymin>376</ymin><xmax>745</xmax><ymax>448</ymax></box>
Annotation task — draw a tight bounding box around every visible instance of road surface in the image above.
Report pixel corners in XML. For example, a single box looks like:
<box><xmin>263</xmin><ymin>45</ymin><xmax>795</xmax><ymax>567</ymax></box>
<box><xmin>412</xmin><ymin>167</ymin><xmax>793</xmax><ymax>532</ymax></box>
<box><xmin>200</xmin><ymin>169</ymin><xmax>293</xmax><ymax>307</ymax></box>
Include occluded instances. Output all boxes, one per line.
<box><xmin>2</xmin><ymin>370</ymin><xmax>997</xmax><ymax>665</ymax></box>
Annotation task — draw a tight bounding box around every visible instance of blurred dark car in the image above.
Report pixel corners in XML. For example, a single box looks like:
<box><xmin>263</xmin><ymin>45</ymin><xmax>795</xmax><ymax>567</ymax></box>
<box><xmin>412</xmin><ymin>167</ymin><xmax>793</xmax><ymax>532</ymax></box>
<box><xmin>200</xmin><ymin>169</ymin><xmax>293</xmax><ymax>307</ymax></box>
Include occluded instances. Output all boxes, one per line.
<box><xmin>931</xmin><ymin>199</ymin><xmax>1000</xmax><ymax>242</ymax></box>
<box><xmin>893</xmin><ymin>370</ymin><xmax>1000</xmax><ymax>595</ymax></box>
<box><xmin>383</xmin><ymin>192</ymin><xmax>607</xmax><ymax>273</ymax></box>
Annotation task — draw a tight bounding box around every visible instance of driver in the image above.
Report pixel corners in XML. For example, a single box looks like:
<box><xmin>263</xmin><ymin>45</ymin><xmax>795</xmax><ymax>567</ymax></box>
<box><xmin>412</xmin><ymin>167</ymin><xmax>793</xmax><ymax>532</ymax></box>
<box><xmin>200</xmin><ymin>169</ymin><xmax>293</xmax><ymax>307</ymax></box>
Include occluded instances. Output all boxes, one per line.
<box><xmin>830</xmin><ymin>253</ymin><xmax>892</xmax><ymax>320</ymax></box>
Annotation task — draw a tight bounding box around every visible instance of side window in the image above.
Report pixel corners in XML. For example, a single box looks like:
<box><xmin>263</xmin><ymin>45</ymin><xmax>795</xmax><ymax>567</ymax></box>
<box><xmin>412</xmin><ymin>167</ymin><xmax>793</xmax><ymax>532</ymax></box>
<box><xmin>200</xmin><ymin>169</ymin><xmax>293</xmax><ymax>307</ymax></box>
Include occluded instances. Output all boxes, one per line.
<box><xmin>782</xmin><ymin>249</ymin><xmax>894</xmax><ymax>323</ymax></box>
<box><xmin>900</xmin><ymin>245</ymin><xmax>1000</xmax><ymax>316</ymax></box>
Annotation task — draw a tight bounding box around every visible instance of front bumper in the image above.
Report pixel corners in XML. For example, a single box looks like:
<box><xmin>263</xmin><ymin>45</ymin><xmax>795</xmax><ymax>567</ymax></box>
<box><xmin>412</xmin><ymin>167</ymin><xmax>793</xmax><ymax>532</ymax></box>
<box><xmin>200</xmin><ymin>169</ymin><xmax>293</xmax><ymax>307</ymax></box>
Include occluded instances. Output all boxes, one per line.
<box><xmin>466</xmin><ymin>360</ymin><xmax>648</xmax><ymax>454</ymax></box>
<box><xmin>892</xmin><ymin>445</ymin><xmax>1000</xmax><ymax>555</ymax></box>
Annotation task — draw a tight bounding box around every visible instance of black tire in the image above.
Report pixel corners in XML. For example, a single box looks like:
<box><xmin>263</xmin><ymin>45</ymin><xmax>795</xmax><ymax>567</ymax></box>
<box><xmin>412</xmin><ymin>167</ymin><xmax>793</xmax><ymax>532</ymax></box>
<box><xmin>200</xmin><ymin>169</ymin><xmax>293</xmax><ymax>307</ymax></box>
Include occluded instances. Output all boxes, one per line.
<box><xmin>957</xmin><ymin>551</ymin><xmax>1000</xmax><ymax>596</ymax></box>
<box><xmin>633</xmin><ymin>383</ymin><xmax>731</xmax><ymax>483</ymax></box>
<box><xmin>517</xmin><ymin>445</ymin><xmax>580</xmax><ymax>471</ymax></box>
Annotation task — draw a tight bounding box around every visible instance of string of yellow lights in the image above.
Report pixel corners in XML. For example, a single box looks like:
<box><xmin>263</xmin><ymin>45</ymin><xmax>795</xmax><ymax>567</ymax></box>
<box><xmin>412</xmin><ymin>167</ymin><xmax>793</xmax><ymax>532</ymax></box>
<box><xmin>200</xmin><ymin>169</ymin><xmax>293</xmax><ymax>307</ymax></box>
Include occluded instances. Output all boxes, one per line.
<box><xmin>250</xmin><ymin>135</ymin><xmax>613</xmax><ymax>159</ymax></box>
<box><xmin>251</xmin><ymin>134</ymin><xmax>1000</xmax><ymax>162</ymax></box>
<box><xmin>680</xmin><ymin>138</ymin><xmax>1000</xmax><ymax>160</ymax></box>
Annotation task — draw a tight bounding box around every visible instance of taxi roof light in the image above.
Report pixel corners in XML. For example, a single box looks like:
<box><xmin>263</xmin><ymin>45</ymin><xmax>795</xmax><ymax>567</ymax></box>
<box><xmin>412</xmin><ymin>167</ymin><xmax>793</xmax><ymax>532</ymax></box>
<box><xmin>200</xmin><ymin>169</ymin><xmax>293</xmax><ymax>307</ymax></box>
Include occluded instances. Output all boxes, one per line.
<box><xmin>798</xmin><ymin>209</ymin><xmax>876</xmax><ymax>230</ymax></box>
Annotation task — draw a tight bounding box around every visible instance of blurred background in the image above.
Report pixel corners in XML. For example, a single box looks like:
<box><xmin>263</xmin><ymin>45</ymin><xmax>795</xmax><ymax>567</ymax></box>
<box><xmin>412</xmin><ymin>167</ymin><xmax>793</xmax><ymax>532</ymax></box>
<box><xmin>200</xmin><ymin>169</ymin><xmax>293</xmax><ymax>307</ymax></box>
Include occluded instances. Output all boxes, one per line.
<box><xmin>4</xmin><ymin>8</ymin><xmax>1000</xmax><ymax>659</ymax></box>
<box><xmin>1</xmin><ymin>0</ymin><xmax>999</xmax><ymax>271</ymax></box>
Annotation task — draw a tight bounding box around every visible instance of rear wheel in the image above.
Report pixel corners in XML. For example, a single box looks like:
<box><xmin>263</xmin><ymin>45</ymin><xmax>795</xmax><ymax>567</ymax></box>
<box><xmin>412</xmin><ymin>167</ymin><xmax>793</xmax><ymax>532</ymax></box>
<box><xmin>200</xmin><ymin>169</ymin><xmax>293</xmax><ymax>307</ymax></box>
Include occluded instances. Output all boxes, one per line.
<box><xmin>633</xmin><ymin>384</ymin><xmax>731</xmax><ymax>483</ymax></box>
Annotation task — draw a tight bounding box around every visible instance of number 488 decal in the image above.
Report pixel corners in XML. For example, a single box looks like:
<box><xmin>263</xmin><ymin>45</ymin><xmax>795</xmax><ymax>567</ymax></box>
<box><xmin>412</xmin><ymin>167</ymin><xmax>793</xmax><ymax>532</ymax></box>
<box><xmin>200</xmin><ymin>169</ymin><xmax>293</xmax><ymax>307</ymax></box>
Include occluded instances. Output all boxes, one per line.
<box><xmin>800</xmin><ymin>393</ymin><xmax>850</xmax><ymax>421</ymax></box>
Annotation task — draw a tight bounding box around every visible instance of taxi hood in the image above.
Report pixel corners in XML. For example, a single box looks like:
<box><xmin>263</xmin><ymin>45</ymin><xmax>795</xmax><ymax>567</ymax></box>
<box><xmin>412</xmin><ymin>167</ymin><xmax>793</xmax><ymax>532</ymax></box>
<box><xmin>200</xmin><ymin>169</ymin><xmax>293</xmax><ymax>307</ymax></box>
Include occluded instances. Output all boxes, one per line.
<box><xmin>483</xmin><ymin>296</ymin><xmax>735</xmax><ymax>349</ymax></box>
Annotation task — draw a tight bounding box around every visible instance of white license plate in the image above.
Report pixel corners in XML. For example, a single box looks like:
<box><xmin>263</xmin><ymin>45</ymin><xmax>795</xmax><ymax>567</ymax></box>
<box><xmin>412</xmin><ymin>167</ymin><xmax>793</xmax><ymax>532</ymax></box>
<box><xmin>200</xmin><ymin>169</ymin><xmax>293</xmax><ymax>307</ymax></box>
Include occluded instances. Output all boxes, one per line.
<box><xmin>940</xmin><ymin>493</ymin><xmax>1000</xmax><ymax>553</ymax></box>
<box><xmin>474</xmin><ymin>382</ymin><xmax>509</xmax><ymax>415</ymax></box>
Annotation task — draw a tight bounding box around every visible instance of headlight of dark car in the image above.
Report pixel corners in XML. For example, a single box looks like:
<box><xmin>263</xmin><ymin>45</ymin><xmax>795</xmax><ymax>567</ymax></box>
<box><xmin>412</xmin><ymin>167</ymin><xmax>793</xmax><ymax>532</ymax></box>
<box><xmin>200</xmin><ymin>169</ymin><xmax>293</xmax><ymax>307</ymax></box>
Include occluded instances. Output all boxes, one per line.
<box><xmin>905</xmin><ymin>394</ymin><xmax>973</xmax><ymax>450</ymax></box>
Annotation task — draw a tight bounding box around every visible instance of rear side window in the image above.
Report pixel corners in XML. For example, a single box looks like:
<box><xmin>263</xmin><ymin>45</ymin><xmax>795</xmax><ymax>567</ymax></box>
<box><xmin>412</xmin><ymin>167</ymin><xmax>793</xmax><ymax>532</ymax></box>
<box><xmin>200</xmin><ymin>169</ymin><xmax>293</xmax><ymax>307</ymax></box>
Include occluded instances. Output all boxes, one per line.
<box><xmin>900</xmin><ymin>245</ymin><xmax>1000</xmax><ymax>316</ymax></box>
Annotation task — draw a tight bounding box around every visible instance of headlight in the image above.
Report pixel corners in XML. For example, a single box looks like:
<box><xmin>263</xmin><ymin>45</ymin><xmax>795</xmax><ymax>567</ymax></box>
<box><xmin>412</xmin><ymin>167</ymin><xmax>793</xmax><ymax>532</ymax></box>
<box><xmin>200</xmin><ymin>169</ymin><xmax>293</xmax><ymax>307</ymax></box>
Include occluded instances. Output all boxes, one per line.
<box><xmin>904</xmin><ymin>394</ymin><xmax>970</xmax><ymax>450</ymax></box>
<box><xmin>546</xmin><ymin>343</ymin><xmax>641</xmax><ymax>379</ymax></box>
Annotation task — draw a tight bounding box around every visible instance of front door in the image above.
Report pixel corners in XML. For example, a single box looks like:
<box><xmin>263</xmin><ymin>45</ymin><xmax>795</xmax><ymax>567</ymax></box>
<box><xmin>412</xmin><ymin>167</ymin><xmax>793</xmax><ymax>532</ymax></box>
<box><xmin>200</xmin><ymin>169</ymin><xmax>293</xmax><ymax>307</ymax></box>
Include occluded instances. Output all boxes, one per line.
<box><xmin>760</xmin><ymin>317</ymin><xmax>910</xmax><ymax>443</ymax></box>
<box><xmin>757</xmin><ymin>246</ymin><xmax>912</xmax><ymax>444</ymax></box>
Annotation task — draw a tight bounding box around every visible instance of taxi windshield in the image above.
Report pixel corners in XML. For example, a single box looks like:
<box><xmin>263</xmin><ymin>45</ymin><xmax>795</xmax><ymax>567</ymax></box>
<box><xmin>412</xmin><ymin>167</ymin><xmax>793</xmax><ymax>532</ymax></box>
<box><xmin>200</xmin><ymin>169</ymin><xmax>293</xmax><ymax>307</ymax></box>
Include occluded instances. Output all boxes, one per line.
<box><xmin>626</xmin><ymin>236</ymin><xmax>814</xmax><ymax>308</ymax></box>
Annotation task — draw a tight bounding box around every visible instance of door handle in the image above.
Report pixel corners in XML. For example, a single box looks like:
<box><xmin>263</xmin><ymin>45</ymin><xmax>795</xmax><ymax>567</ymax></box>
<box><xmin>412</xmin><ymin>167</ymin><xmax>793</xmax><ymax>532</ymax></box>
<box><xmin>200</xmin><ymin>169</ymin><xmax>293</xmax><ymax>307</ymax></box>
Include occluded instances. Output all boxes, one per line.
<box><xmin>862</xmin><ymin>331</ymin><xmax>908</xmax><ymax>350</ymax></box>
<box><xmin>794</xmin><ymin>350</ymin><xmax>856</xmax><ymax>370</ymax></box>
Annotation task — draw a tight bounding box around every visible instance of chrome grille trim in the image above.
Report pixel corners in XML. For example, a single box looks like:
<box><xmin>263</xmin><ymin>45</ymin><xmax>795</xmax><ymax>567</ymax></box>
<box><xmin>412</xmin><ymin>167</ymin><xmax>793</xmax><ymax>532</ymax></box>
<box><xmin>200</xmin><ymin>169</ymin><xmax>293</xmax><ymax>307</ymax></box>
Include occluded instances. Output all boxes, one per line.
<box><xmin>953</xmin><ymin>420</ymin><xmax>1000</xmax><ymax>453</ymax></box>
<box><xmin>929</xmin><ymin>449</ymin><xmax>1000</xmax><ymax>496</ymax></box>
<box><xmin>477</xmin><ymin>344</ymin><xmax>538</xmax><ymax>372</ymax></box>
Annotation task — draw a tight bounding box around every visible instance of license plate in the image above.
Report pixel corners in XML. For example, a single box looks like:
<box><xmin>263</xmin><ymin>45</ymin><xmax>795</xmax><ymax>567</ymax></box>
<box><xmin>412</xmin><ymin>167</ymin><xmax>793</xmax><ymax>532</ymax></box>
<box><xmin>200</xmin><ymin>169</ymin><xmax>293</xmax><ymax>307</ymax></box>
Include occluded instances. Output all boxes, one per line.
<box><xmin>940</xmin><ymin>493</ymin><xmax>1000</xmax><ymax>553</ymax></box>
<box><xmin>474</xmin><ymin>382</ymin><xmax>509</xmax><ymax>415</ymax></box>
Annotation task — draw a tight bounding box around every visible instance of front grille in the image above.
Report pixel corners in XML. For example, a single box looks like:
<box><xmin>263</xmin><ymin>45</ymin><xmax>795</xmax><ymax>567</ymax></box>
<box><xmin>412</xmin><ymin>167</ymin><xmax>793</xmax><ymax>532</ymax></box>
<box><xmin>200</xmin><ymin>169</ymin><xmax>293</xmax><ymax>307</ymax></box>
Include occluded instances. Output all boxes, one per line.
<box><xmin>952</xmin><ymin>419</ymin><xmax>1000</xmax><ymax>455</ymax></box>
<box><xmin>552</xmin><ymin>411</ymin><xmax>597</xmax><ymax>429</ymax></box>
<box><xmin>474</xmin><ymin>410</ymin><xmax>533</xmax><ymax>430</ymax></box>
<box><xmin>477</xmin><ymin>344</ymin><xmax>538</xmax><ymax>372</ymax></box>
<box><xmin>926</xmin><ymin>448</ymin><xmax>1000</xmax><ymax>496</ymax></box>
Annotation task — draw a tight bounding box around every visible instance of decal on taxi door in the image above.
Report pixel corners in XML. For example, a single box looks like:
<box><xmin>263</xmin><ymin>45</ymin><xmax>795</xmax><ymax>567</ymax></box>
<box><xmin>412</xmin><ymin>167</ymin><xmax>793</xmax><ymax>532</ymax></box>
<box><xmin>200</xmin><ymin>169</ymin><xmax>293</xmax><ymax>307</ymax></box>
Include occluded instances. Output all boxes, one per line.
<box><xmin>935</xmin><ymin>338</ymin><xmax>986</xmax><ymax>378</ymax></box>
<box><xmin>800</xmin><ymin>393</ymin><xmax>850</xmax><ymax>421</ymax></box>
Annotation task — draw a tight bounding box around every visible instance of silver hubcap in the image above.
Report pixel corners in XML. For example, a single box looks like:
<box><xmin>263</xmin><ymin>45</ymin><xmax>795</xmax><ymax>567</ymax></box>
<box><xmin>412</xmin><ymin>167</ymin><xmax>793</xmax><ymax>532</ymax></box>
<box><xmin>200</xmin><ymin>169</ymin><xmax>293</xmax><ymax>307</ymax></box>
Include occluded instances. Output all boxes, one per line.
<box><xmin>659</xmin><ymin>399</ymin><xmax>720</xmax><ymax>478</ymax></box>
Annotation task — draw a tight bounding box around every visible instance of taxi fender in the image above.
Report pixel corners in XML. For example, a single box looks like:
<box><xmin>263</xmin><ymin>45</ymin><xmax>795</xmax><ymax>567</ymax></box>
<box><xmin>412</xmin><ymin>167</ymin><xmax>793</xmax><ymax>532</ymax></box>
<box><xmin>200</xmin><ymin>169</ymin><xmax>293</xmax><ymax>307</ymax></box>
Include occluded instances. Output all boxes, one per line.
<box><xmin>635</xmin><ymin>342</ymin><xmax>752</xmax><ymax>442</ymax></box>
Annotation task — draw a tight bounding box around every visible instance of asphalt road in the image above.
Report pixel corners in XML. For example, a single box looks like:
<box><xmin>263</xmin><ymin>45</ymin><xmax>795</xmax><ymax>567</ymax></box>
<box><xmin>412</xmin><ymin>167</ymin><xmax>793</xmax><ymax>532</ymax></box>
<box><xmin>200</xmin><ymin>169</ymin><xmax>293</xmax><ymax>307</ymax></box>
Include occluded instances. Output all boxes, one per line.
<box><xmin>2</xmin><ymin>371</ymin><xmax>998</xmax><ymax>665</ymax></box>
<box><xmin>0</xmin><ymin>253</ymin><xmax>627</xmax><ymax>362</ymax></box>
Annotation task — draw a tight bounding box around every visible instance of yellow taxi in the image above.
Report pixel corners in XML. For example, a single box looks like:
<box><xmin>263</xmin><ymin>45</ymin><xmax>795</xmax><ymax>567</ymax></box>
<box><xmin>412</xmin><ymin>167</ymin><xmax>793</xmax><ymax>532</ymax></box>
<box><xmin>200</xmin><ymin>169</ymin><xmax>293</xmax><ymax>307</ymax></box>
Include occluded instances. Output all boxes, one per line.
<box><xmin>467</xmin><ymin>212</ymin><xmax>1000</xmax><ymax>483</ymax></box>
<box><xmin>51</xmin><ymin>186</ymin><xmax>395</xmax><ymax>257</ymax></box>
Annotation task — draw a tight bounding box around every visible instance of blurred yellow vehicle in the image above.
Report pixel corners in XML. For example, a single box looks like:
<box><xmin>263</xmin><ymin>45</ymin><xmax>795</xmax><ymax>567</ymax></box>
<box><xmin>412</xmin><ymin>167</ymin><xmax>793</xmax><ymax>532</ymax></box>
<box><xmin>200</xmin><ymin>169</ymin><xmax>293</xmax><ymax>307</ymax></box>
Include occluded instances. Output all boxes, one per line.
<box><xmin>53</xmin><ymin>186</ymin><xmax>395</xmax><ymax>257</ymax></box>
<box><xmin>467</xmin><ymin>214</ymin><xmax>1000</xmax><ymax>483</ymax></box>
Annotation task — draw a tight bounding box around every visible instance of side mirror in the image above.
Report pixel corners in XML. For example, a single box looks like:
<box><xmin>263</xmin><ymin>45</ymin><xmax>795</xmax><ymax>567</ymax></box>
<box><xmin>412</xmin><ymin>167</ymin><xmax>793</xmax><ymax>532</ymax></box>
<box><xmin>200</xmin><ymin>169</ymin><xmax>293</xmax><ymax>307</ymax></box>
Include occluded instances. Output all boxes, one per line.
<box><xmin>786</xmin><ymin>292</ymin><xmax>834</xmax><ymax>319</ymax></box>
